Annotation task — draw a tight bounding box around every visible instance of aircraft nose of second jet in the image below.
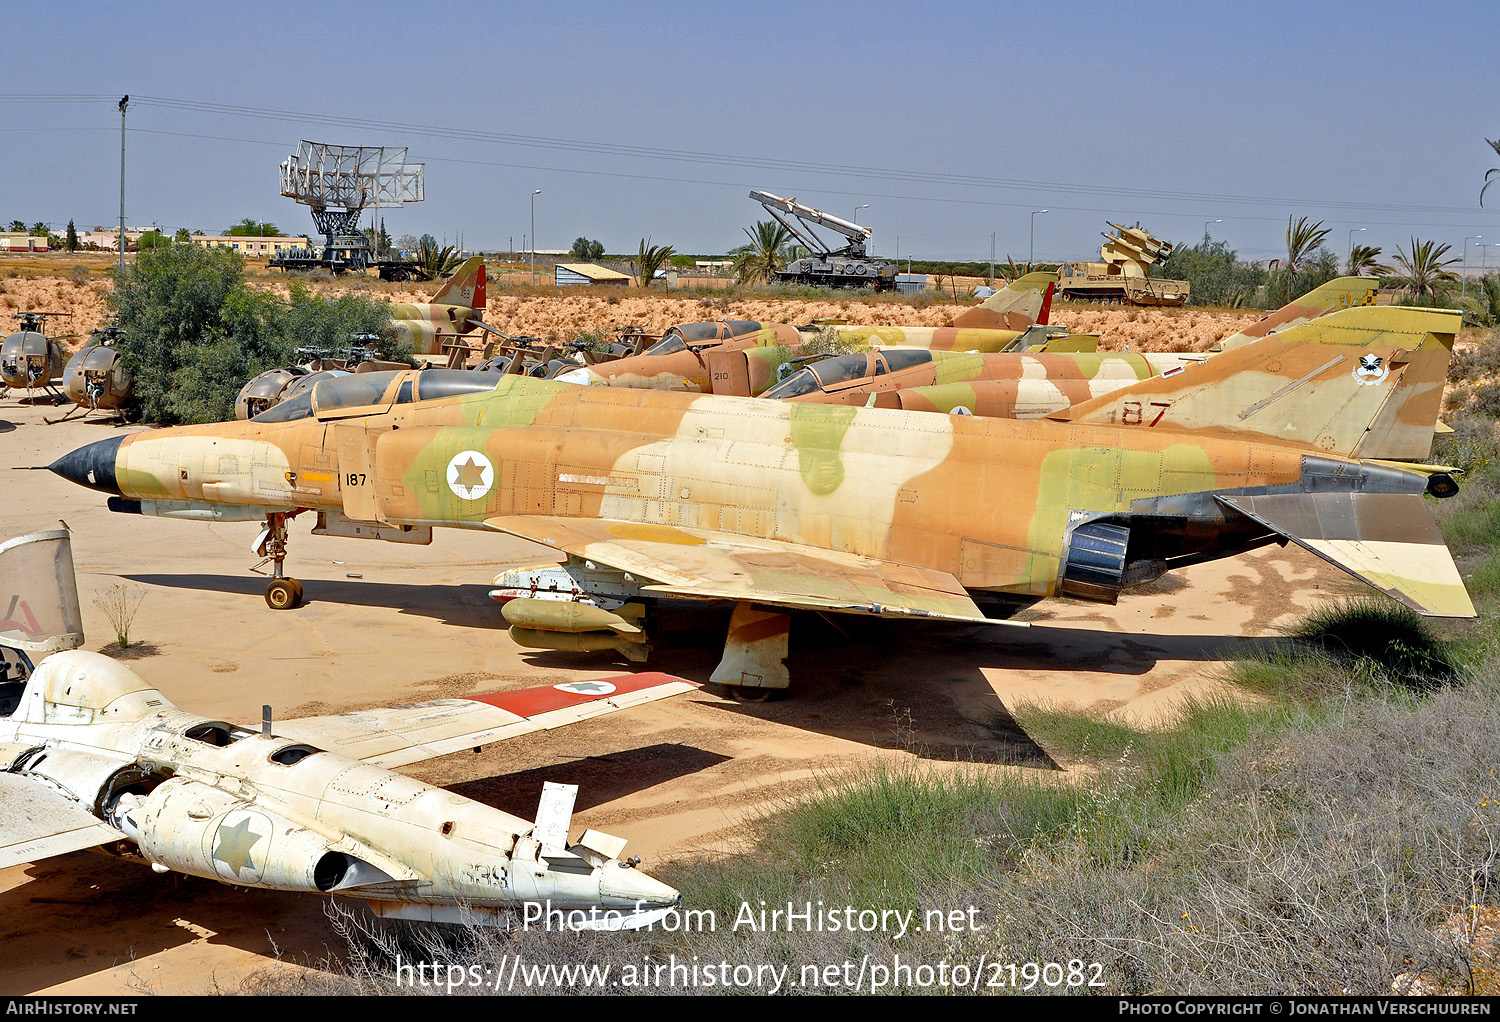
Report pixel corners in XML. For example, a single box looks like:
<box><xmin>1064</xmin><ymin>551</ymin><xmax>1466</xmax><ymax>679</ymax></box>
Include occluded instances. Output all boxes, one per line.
<box><xmin>49</xmin><ymin>436</ymin><xmax>125</xmax><ymax>495</ymax></box>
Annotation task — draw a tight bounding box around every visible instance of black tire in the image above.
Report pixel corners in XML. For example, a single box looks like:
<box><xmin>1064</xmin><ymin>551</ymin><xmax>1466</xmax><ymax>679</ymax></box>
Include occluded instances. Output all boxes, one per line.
<box><xmin>265</xmin><ymin>578</ymin><xmax>300</xmax><ymax>610</ymax></box>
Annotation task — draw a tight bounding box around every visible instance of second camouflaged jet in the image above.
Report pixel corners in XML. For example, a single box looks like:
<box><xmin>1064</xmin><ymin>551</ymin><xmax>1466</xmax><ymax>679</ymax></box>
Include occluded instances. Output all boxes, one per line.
<box><xmin>50</xmin><ymin>306</ymin><xmax>1472</xmax><ymax>694</ymax></box>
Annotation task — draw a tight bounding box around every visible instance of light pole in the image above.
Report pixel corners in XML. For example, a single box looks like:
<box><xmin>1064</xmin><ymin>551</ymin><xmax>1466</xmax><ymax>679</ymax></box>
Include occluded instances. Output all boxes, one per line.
<box><xmin>1479</xmin><ymin>243</ymin><xmax>1490</xmax><ymax>278</ymax></box>
<box><xmin>990</xmin><ymin>231</ymin><xmax>996</xmax><ymax>288</ymax></box>
<box><xmin>1463</xmin><ymin>235</ymin><xmax>1483</xmax><ymax>298</ymax></box>
<box><xmin>1204</xmin><ymin>219</ymin><xmax>1222</xmax><ymax>243</ymax></box>
<box><xmin>1026</xmin><ymin>208</ymin><xmax>1050</xmax><ymax>267</ymax></box>
<box><xmin>852</xmin><ymin>204</ymin><xmax>869</xmax><ymax>225</ymax></box>
<box><xmin>529</xmin><ymin>189</ymin><xmax>542</xmax><ymax>285</ymax></box>
<box><xmin>1347</xmin><ymin>227</ymin><xmax>1366</xmax><ymax>273</ymax></box>
<box><xmin>118</xmin><ymin>95</ymin><xmax>128</xmax><ymax>275</ymax></box>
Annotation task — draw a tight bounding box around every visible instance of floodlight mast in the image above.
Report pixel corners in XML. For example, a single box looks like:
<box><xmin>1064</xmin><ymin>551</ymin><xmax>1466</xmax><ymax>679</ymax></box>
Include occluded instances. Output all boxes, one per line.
<box><xmin>278</xmin><ymin>141</ymin><xmax>424</xmax><ymax>273</ymax></box>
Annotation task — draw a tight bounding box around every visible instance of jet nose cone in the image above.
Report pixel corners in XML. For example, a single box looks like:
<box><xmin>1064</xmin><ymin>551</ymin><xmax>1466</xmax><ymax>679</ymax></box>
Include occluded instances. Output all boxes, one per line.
<box><xmin>49</xmin><ymin>436</ymin><xmax>124</xmax><ymax>494</ymax></box>
<box><xmin>601</xmin><ymin>860</ymin><xmax>680</xmax><ymax>910</ymax></box>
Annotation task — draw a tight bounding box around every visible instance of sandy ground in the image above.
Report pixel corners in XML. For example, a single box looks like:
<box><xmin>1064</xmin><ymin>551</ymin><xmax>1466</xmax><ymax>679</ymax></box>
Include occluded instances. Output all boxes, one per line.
<box><xmin>2</xmin><ymin>259</ymin><xmax>1268</xmax><ymax>355</ymax></box>
<box><xmin>0</xmin><ymin>388</ymin><xmax>1367</xmax><ymax>995</ymax></box>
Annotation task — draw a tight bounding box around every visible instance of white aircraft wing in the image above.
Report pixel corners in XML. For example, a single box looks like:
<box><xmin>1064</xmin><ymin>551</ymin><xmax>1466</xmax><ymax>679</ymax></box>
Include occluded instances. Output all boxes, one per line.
<box><xmin>275</xmin><ymin>672</ymin><xmax>698</xmax><ymax>769</ymax></box>
<box><xmin>0</xmin><ymin>772</ymin><xmax>122</xmax><ymax>869</ymax></box>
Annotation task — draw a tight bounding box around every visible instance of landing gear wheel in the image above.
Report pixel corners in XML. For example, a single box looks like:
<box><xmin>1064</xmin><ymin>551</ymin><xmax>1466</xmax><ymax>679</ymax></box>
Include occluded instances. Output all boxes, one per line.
<box><xmin>265</xmin><ymin>577</ymin><xmax>302</xmax><ymax>610</ymax></box>
<box><xmin>728</xmin><ymin>686</ymin><xmax>776</xmax><ymax>703</ymax></box>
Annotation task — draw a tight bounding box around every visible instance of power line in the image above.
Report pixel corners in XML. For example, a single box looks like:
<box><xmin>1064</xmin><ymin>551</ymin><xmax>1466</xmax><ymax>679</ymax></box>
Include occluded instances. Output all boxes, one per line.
<box><xmin>2</xmin><ymin>92</ymin><xmax>1493</xmax><ymax>219</ymax></box>
<box><xmin>3</xmin><ymin>122</ymin><xmax>1494</xmax><ymax>234</ymax></box>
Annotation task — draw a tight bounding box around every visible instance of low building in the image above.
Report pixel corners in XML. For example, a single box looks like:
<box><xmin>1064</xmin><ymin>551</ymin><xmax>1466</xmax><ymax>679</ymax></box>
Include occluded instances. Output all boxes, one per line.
<box><xmin>554</xmin><ymin>262</ymin><xmax>631</xmax><ymax>287</ymax></box>
<box><xmin>0</xmin><ymin>232</ymin><xmax>49</xmax><ymax>253</ymax></box>
<box><xmin>193</xmin><ymin>235</ymin><xmax>311</xmax><ymax>259</ymax></box>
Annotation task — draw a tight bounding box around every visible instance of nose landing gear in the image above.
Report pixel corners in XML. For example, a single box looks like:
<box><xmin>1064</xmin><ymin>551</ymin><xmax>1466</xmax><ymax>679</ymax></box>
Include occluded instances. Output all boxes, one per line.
<box><xmin>253</xmin><ymin>512</ymin><xmax>305</xmax><ymax>609</ymax></box>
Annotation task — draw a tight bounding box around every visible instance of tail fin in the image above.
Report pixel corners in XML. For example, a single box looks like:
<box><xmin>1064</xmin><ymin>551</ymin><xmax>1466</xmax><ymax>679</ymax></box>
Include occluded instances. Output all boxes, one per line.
<box><xmin>952</xmin><ymin>271</ymin><xmax>1058</xmax><ymax>329</ymax></box>
<box><xmin>432</xmin><ymin>256</ymin><xmax>487</xmax><ymax>310</ymax></box>
<box><xmin>1212</xmin><ymin>276</ymin><xmax>1378</xmax><ymax>351</ymax></box>
<box><xmin>1048</xmin><ymin>306</ymin><xmax>1460</xmax><ymax>460</ymax></box>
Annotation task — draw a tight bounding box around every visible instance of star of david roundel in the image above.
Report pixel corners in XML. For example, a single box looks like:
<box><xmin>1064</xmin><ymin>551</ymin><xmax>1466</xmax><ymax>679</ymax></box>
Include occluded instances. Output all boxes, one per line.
<box><xmin>554</xmin><ymin>680</ymin><xmax>617</xmax><ymax>696</ymax></box>
<box><xmin>447</xmin><ymin>450</ymin><xmax>495</xmax><ymax>501</ymax></box>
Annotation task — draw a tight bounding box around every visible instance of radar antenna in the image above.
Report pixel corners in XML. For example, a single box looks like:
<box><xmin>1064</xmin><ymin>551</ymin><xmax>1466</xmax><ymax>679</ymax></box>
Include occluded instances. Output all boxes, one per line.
<box><xmin>278</xmin><ymin>141</ymin><xmax>424</xmax><ymax>274</ymax></box>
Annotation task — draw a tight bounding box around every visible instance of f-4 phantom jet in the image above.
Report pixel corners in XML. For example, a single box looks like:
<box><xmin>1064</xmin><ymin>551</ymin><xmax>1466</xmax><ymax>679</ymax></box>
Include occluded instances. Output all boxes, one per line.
<box><xmin>49</xmin><ymin>307</ymin><xmax>1473</xmax><ymax>695</ymax></box>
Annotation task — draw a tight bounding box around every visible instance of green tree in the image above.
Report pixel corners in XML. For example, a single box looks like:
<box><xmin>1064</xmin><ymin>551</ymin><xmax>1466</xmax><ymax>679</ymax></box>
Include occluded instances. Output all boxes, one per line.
<box><xmin>630</xmin><ymin>238</ymin><xmax>675</xmax><ymax>288</ymax></box>
<box><xmin>136</xmin><ymin>230</ymin><xmax>170</xmax><ymax>250</ymax></box>
<box><xmin>1282</xmin><ymin>215</ymin><xmax>1331</xmax><ymax>277</ymax></box>
<box><xmin>570</xmin><ymin>237</ymin><xmax>605</xmax><ymax>262</ymax></box>
<box><xmin>108</xmin><ymin>244</ymin><xmax>398</xmax><ymax>424</ymax></box>
<box><xmin>1158</xmin><ymin>238</ymin><xmax>1267</xmax><ymax>307</ymax></box>
<box><xmin>732</xmin><ymin>220</ymin><xmax>793</xmax><ymax>283</ymax></box>
<box><xmin>29</xmin><ymin>221</ymin><xmax>48</xmax><ymax>237</ymax></box>
<box><xmin>109</xmin><ymin>244</ymin><xmax>246</xmax><ymax>423</ymax></box>
<box><xmin>173</xmin><ymin>227</ymin><xmax>192</xmax><ymax>244</ymax></box>
<box><xmin>65</xmin><ymin>220</ymin><xmax>78</xmax><ymax>252</ymax></box>
<box><xmin>1265</xmin><ymin>247</ymin><xmax>1340</xmax><ymax>309</ymax></box>
<box><xmin>416</xmin><ymin>234</ymin><xmax>461</xmax><ymax>275</ymax></box>
<box><xmin>1390</xmin><ymin>237</ymin><xmax>1461</xmax><ymax>305</ymax></box>
<box><xmin>1347</xmin><ymin>243</ymin><xmax>1392</xmax><ymax>277</ymax></box>
<box><xmin>224</xmin><ymin>218</ymin><xmax>284</xmax><ymax>237</ymax></box>
<box><xmin>6</xmin><ymin>221</ymin><xmax>24</xmax><ymax>233</ymax></box>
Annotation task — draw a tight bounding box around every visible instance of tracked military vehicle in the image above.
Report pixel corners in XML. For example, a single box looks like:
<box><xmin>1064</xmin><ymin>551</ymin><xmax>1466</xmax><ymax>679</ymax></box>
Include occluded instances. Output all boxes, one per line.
<box><xmin>750</xmin><ymin>190</ymin><xmax>896</xmax><ymax>290</ymax></box>
<box><xmin>1056</xmin><ymin>221</ymin><xmax>1190</xmax><ymax>306</ymax></box>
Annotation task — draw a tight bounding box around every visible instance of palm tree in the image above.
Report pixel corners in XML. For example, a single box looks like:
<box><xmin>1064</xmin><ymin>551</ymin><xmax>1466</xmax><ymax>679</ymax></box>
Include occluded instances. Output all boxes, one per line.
<box><xmin>738</xmin><ymin>220</ymin><xmax>793</xmax><ymax>283</ymax></box>
<box><xmin>416</xmin><ymin>234</ymin><xmax>461</xmax><ymax>276</ymax></box>
<box><xmin>1482</xmin><ymin>138</ymin><xmax>1500</xmax><ymax>206</ymax></box>
<box><xmin>1390</xmin><ymin>237</ymin><xmax>1461</xmax><ymax>304</ymax></box>
<box><xmin>1284</xmin><ymin>216</ymin><xmax>1331</xmax><ymax>276</ymax></box>
<box><xmin>631</xmin><ymin>238</ymin><xmax>675</xmax><ymax>289</ymax></box>
<box><xmin>1347</xmin><ymin>243</ymin><xmax>1392</xmax><ymax>277</ymax></box>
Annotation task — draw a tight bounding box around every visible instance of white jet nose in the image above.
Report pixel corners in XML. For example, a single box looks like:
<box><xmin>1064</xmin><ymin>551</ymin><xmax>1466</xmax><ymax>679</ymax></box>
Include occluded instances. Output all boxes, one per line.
<box><xmin>554</xmin><ymin>367</ymin><xmax>597</xmax><ymax>386</ymax></box>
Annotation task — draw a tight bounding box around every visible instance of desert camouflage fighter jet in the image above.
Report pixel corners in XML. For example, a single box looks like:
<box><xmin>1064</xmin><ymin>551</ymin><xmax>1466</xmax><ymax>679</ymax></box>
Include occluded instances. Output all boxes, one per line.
<box><xmin>760</xmin><ymin>277</ymin><xmax>1385</xmax><ymax>420</ymax></box>
<box><xmin>0</xmin><ymin>528</ymin><xmax>691</xmax><ymax>927</ymax></box>
<box><xmin>388</xmin><ymin>256</ymin><xmax>487</xmax><ymax>355</ymax></box>
<box><xmin>49</xmin><ymin>306</ymin><xmax>1472</xmax><ymax>695</ymax></box>
<box><xmin>554</xmin><ymin>272</ymin><xmax>1061</xmax><ymax>393</ymax></box>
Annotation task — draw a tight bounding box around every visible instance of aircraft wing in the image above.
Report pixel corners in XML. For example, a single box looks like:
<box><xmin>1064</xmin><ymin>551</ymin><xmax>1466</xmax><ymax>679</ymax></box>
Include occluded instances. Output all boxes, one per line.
<box><xmin>275</xmin><ymin>672</ymin><xmax>698</xmax><ymax>769</ymax></box>
<box><xmin>1216</xmin><ymin>491</ymin><xmax>1475</xmax><ymax>618</ymax></box>
<box><xmin>0</xmin><ymin>772</ymin><xmax>122</xmax><ymax>869</ymax></box>
<box><xmin>484</xmin><ymin>515</ymin><xmax>1023</xmax><ymax>626</ymax></box>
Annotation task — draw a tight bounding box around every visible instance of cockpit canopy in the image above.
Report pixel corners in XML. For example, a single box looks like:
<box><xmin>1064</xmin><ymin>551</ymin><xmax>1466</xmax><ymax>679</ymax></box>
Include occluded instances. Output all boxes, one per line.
<box><xmin>251</xmin><ymin>369</ymin><xmax>501</xmax><ymax>423</ymax></box>
<box><xmin>761</xmin><ymin>349</ymin><xmax>934</xmax><ymax>399</ymax></box>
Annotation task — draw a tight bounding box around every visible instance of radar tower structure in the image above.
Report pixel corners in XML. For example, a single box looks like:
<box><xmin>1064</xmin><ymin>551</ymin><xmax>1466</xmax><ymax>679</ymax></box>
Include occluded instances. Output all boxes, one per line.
<box><xmin>278</xmin><ymin>141</ymin><xmax>424</xmax><ymax>273</ymax></box>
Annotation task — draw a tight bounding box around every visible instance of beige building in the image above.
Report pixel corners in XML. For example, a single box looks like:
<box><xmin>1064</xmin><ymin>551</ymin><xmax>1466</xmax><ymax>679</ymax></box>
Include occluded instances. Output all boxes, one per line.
<box><xmin>0</xmin><ymin>232</ymin><xmax>49</xmax><ymax>253</ymax></box>
<box><xmin>193</xmin><ymin>234</ymin><xmax>311</xmax><ymax>259</ymax></box>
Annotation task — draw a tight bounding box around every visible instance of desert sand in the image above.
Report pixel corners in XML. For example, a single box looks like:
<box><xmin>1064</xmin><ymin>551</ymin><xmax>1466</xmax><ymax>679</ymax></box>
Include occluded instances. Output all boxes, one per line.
<box><xmin>0</xmin><ymin>382</ymin><xmax>1362</xmax><ymax>994</ymax></box>
<box><xmin>0</xmin><ymin>257</ymin><xmax>1268</xmax><ymax>355</ymax></box>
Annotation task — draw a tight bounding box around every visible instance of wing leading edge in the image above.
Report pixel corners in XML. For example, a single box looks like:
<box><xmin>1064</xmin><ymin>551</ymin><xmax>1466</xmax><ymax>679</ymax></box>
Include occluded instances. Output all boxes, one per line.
<box><xmin>276</xmin><ymin>672</ymin><xmax>699</xmax><ymax>768</ymax></box>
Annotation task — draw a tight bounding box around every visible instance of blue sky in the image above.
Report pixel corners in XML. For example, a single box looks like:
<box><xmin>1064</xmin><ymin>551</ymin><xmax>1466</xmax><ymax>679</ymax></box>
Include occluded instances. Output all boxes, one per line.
<box><xmin>3</xmin><ymin>0</ymin><xmax>1498</xmax><ymax>266</ymax></box>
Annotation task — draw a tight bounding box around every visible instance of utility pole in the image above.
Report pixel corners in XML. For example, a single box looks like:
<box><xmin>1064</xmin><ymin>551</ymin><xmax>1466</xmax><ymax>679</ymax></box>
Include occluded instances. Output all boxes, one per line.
<box><xmin>118</xmin><ymin>95</ymin><xmax>128</xmax><ymax>275</ymax></box>
<box><xmin>530</xmin><ymin>189</ymin><xmax>541</xmax><ymax>285</ymax></box>
<box><xmin>990</xmin><ymin>232</ymin><xmax>996</xmax><ymax>287</ymax></box>
<box><xmin>1347</xmin><ymin>227</ymin><xmax>1366</xmax><ymax>273</ymax></box>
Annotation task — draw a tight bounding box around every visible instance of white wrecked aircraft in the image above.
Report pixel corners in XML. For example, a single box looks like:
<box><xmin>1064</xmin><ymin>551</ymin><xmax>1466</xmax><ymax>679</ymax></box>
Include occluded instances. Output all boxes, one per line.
<box><xmin>0</xmin><ymin>527</ymin><xmax>695</xmax><ymax>928</ymax></box>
